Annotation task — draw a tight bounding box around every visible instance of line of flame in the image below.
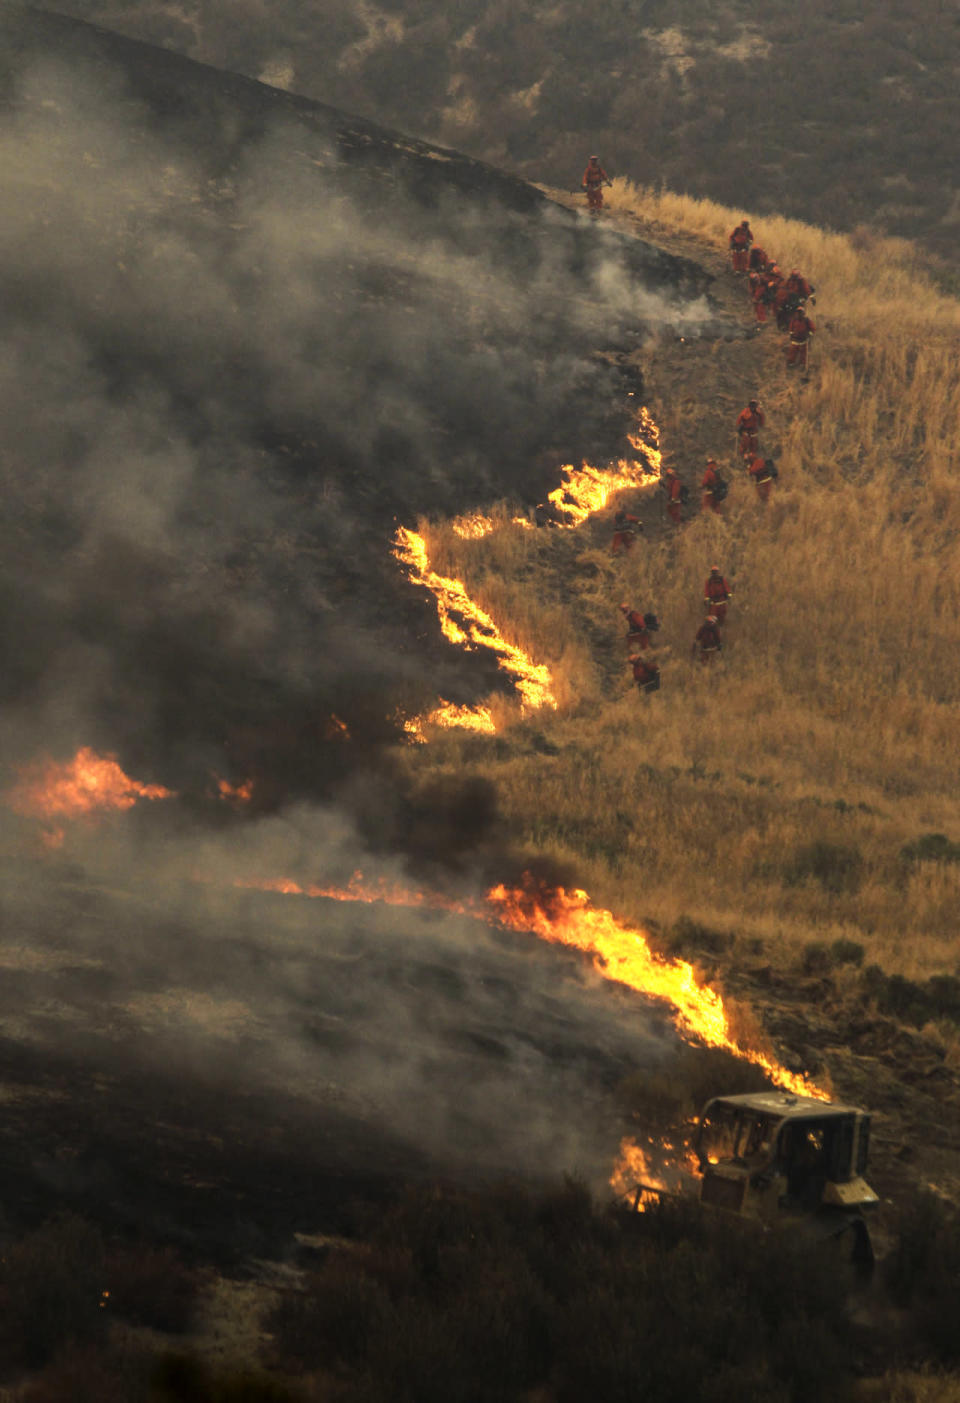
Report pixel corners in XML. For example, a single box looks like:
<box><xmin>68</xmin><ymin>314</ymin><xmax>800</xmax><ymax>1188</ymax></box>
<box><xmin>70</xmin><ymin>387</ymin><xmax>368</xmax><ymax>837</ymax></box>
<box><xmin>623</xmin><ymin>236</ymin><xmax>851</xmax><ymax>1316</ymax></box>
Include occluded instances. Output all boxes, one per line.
<box><xmin>7</xmin><ymin>747</ymin><xmax>175</xmax><ymax>819</ymax></box>
<box><xmin>238</xmin><ymin>869</ymin><xmax>826</xmax><ymax>1100</ymax></box>
<box><xmin>547</xmin><ymin>406</ymin><xmax>663</xmax><ymax>527</ymax></box>
<box><xmin>393</xmin><ymin>527</ymin><xmax>557</xmax><ymax>713</ymax></box>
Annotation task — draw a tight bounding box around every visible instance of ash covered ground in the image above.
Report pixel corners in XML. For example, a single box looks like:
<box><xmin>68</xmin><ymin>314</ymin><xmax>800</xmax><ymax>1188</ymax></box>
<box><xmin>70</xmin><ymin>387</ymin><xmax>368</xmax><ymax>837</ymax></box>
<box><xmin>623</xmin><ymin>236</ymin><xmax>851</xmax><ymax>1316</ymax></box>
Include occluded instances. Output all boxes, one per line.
<box><xmin>0</xmin><ymin>3</ymin><xmax>740</xmax><ymax>1251</ymax></box>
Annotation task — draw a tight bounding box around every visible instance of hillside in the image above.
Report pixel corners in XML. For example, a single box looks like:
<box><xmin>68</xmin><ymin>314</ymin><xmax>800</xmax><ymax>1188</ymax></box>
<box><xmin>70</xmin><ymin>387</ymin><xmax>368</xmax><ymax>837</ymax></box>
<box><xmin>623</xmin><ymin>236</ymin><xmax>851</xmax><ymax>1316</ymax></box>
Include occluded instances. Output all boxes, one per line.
<box><xmin>1</xmin><ymin>9</ymin><xmax>960</xmax><ymax>1402</ymax></box>
<box><xmin>41</xmin><ymin>0</ymin><xmax>960</xmax><ymax>268</ymax></box>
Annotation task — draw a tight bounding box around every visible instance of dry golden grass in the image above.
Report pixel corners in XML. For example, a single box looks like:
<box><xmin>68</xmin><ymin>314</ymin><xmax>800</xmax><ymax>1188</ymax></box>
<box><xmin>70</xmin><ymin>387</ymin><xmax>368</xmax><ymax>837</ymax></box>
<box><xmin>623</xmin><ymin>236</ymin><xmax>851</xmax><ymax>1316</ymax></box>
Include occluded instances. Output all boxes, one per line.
<box><xmin>858</xmin><ymin>1373</ymin><xmax>960</xmax><ymax>1403</ymax></box>
<box><xmin>405</xmin><ymin>184</ymin><xmax>960</xmax><ymax>983</ymax></box>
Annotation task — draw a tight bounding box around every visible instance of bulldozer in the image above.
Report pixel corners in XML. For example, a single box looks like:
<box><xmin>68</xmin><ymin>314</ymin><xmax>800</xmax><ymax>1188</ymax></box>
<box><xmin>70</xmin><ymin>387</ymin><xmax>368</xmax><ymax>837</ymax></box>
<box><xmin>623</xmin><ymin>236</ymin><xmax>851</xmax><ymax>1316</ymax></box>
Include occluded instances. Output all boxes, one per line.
<box><xmin>694</xmin><ymin>1090</ymin><xmax>878</xmax><ymax>1269</ymax></box>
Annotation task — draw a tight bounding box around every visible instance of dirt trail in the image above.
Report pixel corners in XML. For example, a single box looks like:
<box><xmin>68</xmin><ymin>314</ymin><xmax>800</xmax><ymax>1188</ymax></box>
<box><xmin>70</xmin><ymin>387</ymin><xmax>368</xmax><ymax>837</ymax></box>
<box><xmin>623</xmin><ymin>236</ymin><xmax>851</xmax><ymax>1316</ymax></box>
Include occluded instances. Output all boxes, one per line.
<box><xmin>534</xmin><ymin>190</ymin><xmax>960</xmax><ymax>1228</ymax></box>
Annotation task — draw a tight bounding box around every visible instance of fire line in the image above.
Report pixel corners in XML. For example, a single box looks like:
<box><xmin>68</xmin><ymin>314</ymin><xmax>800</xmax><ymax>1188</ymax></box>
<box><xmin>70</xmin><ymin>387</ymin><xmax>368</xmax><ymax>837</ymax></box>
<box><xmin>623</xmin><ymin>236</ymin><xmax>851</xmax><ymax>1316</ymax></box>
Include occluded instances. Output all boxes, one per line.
<box><xmin>237</xmin><ymin>870</ymin><xmax>827</xmax><ymax>1101</ymax></box>
<box><xmin>7</xmin><ymin>747</ymin><xmax>175</xmax><ymax>820</ymax></box>
<box><xmin>393</xmin><ymin>526</ymin><xmax>557</xmax><ymax>715</ymax></box>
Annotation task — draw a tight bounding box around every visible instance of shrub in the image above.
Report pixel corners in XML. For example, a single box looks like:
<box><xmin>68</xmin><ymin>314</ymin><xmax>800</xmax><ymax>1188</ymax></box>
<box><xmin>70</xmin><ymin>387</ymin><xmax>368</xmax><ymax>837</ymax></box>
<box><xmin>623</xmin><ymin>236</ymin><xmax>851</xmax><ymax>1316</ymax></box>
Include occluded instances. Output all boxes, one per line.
<box><xmin>667</xmin><ymin>916</ymin><xmax>733</xmax><ymax>955</ymax></box>
<box><xmin>105</xmin><ymin>1244</ymin><xmax>201</xmax><ymax>1334</ymax></box>
<box><xmin>801</xmin><ymin>940</ymin><xmax>832</xmax><ymax>975</ymax></box>
<box><xmin>783</xmin><ymin>842</ymin><xmax>864</xmax><ymax>894</ymax></box>
<box><xmin>900</xmin><ymin>832</ymin><xmax>960</xmax><ymax>864</ymax></box>
<box><xmin>0</xmin><ymin>1215</ymin><xmax>107</xmax><ymax>1368</ymax></box>
<box><xmin>886</xmin><ymin>1191</ymin><xmax>960</xmax><ymax>1365</ymax></box>
<box><xmin>830</xmin><ymin>938</ymin><xmax>865</xmax><ymax>967</ymax></box>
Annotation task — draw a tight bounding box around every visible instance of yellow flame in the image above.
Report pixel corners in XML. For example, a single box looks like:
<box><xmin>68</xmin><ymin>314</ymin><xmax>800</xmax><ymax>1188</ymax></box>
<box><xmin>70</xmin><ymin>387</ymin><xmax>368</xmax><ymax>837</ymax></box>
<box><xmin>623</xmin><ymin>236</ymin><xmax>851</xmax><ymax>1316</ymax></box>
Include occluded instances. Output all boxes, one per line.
<box><xmin>547</xmin><ymin>406</ymin><xmax>662</xmax><ymax>527</ymax></box>
<box><xmin>452</xmin><ymin>513</ymin><xmax>495</xmax><ymax>540</ymax></box>
<box><xmin>393</xmin><ymin>527</ymin><xmax>557</xmax><ymax>713</ymax></box>
<box><xmin>427</xmin><ymin>700</ymin><xmax>497</xmax><ymax>733</ymax></box>
<box><xmin>485</xmin><ymin>880</ymin><xmax>827</xmax><ymax>1099</ymax></box>
<box><xmin>239</xmin><ymin>869</ymin><xmax>826</xmax><ymax>1101</ymax></box>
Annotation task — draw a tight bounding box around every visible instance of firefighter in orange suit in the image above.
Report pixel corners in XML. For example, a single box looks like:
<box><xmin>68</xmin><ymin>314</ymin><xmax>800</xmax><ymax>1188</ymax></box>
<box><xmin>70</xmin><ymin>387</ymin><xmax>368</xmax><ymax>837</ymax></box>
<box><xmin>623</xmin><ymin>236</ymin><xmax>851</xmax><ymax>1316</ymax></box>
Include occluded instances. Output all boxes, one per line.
<box><xmin>693</xmin><ymin>616</ymin><xmax>722</xmax><ymax>663</ymax></box>
<box><xmin>704</xmin><ymin>566</ymin><xmax>732</xmax><ymax>624</ymax></box>
<box><xmin>582</xmin><ymin>156</ymin><xmax>611</xmax><ymax>213</ymax></box>
<box><xmin>729</xmin><ymin>220</ymin><xmax>752</xmax><ymax>272</ymax></box>
<box><xmin>611</xmin><ymin>507</ymin><xmax>641</xmax><ymax>555</ymax></box>
<box><xmin>747</xmin><ymin>455</ymin><xmax>777</xmax><ymax>502</ymax></box>
<box><xmin>620</xmin><ymin>603</ymin><xmax>659</xmax><ymax>650</ymax></box>
<box><xmin>663</xmin><ymin>468</ymin><xmax>684</xmax><ymax>525</ymax></box>
<box><xmin>787</xmin><ymin>306</ymin><xmax>816</xmax><ymax>369</ymax></box>
<box><xmin>736</xmin><ymin>400</ymin><xmax>765</xmax><ymax>458</ymax></box>
<box><xmin>630</xmin><ymin>653</ymin><xmax>661</xmax><ymax>694</ymax></box>
<box><xmin>749</xmin><ymin>272</ymin><xmax>769</xmax><ymax>324</ymax></box>
<box><xmin>701</xmin><ymin>458</ymin><xmax>725</xmax><ymax>513</ymax></box>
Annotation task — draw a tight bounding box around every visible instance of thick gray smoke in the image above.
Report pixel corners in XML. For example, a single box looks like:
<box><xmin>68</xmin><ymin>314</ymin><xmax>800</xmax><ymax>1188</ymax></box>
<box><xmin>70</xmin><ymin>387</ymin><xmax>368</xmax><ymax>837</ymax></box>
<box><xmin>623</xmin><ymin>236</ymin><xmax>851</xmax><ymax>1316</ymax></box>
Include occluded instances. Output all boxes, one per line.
<box><xmin>0</xmin><ymin>12</ymin><xmax>712</xmax><ymax>1240</ymax></box>
<box><xmin>0</xmin><ymin>24</ymin><xmax>715</xmax><ymax>796</ymax></box>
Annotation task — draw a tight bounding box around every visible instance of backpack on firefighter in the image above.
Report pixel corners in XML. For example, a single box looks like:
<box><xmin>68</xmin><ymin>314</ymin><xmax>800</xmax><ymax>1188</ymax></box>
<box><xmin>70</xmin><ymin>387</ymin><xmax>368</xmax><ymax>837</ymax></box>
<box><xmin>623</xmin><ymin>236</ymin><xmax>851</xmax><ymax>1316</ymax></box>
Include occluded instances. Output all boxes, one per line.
<box><xmin>712</xmin><ymin>475</ymin><xmax>729</xmax><ymax>503</ymax></box>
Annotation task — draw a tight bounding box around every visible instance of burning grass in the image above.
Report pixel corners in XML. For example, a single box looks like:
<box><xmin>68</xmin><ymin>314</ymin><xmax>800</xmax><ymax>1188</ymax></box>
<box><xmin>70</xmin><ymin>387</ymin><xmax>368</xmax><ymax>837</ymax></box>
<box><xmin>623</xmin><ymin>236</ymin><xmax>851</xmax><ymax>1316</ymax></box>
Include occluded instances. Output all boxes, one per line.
<box><xmin>400</xmin><ymin>190</ymin><xmax>960</xmax><ymax>985</ymax></box>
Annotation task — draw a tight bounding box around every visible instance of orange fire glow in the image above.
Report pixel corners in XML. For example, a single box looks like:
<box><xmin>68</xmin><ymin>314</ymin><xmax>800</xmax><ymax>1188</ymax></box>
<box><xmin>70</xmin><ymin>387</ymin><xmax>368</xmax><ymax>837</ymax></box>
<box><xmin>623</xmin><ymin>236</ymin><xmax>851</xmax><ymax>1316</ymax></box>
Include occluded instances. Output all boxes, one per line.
<box><xmin>486</xmin><ymin>879</ymin><xmax>826</xmax><ymax>1099</ymax></box>
<box><xmin>216</xmin><ymin>777</ymin><xmax>254</xmax><ymax>805</ymax></box>
<box><xmin>8</xmin><ymin>747</ymin><xmax>175</xmax><ymax>820</ymax></box>
<box><xmin>452</xmin><ymin>513</ymin><xmax>495</xmax><ymax>540</ymax></box>
<box><xmin>427</xmin><ymin>700</ymin><xmax>497</xmax><ymax>733</ymax></box>
<box><xmin>240</xmin><ymin>868</ymin><xmax>826</xmax><ymax>1101</ymax></box>
<box><xmin>547</xmin><ymin>406</ymin><xmax>662</xmax><ymax>527</ymax></box>
<box><xmin>609</xmin><ymin>1138</ymin><xmax>670</xmax><ymax>1207</ymax></box>
<box><xmin>393</xmin><ymin>527</ymin><xmax>557</xmax><ymax>713</ymax></box>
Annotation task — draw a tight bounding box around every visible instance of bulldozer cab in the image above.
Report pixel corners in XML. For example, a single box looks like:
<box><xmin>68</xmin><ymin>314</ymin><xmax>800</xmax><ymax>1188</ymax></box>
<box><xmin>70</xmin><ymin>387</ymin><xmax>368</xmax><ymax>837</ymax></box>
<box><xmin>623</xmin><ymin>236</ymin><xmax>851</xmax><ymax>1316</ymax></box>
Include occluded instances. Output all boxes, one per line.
<box><xmin>695</xmin><ymin>1091</ymin><xmax>878</xmax><ymax>1223</ymax></box>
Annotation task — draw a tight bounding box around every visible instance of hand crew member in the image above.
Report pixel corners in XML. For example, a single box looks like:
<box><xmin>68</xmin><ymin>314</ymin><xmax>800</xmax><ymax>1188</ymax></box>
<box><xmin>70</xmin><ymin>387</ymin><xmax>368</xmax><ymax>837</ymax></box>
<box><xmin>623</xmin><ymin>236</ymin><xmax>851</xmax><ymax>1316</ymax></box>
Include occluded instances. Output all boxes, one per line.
<box><xmin>729</xmin><ymin>220</ymin><xmax>752</xmax><ymax>273</ymax></box>
<box><xmin>611</xmin><ymin>507</ymin><xmax>642</xmax><ymax>555</ymax></box>
<box><xmin>619</xmin><ymin>603</ymin><xmax>659</xmax><ymax>649</ymax></box>
<box><xmin>703</xmin><ymin>566</ymin><xmax>732</xmax><ymax>623</ymax></box>
<box><xmin>701</xmin><ymin>458</ymin><xmax>727</xmax><ymax>513</ymax></box>
<box><xmin>693</xmin><ymin>616</ymin><xmax>722</xmax><ymax>664</ymax></box>
<box><xmin>582</xmin><ymin>156</ymin><xmax>611</xmax><ymax>214</ymax></box>
<box><xmin>736</xmin><ymin>400</ymin><xmax>765</xmax><ymax>458</ymax></box>
<box><xmin>787</xmin><ymin>305</ymin><xmax>816</xmax><ymax>370</ymax></box>
<box><xmin>630</xmin><ymin>652</ymin><xmax>661</xmax><ymax>694</ymax></box>
<box><xmin>747</xmin><ymin>454</ymin><xmax>777</xmax><ymax>502</ymax></box>
<box><xmin>663</xmin><ymin>467</ymin><xmax>685</xmax><ymax>525</ymax></box>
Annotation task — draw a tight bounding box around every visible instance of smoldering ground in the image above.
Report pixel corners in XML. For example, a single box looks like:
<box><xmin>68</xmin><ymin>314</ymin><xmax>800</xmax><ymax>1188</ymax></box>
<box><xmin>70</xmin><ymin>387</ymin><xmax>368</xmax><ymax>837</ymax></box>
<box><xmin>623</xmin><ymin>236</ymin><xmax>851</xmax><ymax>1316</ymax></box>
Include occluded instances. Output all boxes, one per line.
<box><xmin>0</xmin><ymin>7</ymin><xmax>720</xmax><ymax>803</ymax></box>
<box><xmin>0</xmin><ymin>802</ymin><xmax>681</xmax><ymax>1252</ymax></box>
<box><xmin>0</xmin><ymin>14</ymin><xmax>722</xmax><ymax>1248</ymax></box>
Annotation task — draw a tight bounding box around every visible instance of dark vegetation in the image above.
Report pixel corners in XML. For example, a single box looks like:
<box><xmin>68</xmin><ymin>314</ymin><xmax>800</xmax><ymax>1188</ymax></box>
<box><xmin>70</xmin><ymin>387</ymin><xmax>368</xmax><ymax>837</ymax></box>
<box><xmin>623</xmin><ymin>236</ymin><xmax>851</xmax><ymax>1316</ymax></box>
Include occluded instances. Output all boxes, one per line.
<box><xmin>51</xmin><ymin>0</ymin><xmax>960</xmax><ymax>264</ymax></box>
<box><xmin>4</xmin><ymin>1182</ymin><xmax>960</xmax><ymax>1399</ymax></box>
<box><xmin>266</xmin><ymin>1180</ymin><xmax>857</xmax><ymax>1403</ymax></box>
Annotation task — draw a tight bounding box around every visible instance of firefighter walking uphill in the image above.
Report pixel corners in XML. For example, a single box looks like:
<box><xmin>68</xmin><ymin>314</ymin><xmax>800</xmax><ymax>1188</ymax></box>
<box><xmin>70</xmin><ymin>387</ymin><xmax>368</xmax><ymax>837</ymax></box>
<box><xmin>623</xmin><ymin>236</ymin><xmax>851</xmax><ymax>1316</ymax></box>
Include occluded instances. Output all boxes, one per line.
<box><xmin>662</xmin><ymin>467</ymin><xmax>686</xmax><ymax>525</ymax></box>
<box><xmin>630</xmin><ymin>652</ymin><xmax>661</xmax><ymax>694</ymax></box>
<box><xmin>582</xmin><ymin>156</ymin><xmax>611</xmax><ymax>214</ymax></box>
<box><xmin>747</xmin><ymin>454</ymin><xmax>778</xmax><ymax>502</ymax></box>
<box><xmin>704</xmin><ymin>567</ymin><xmax>732</xmax><ymax>624</ymax></box>
<box><xmin>736</xmin><ymin>400</ymin><xmax>765</xmax><ymax>458</ymax></box>
<box><xmin>729</xmin><ymin>220</ymin><xmax>752</xmax><ymax>273</ymax></box>
<box><xmin>787</xmin><ymin>304</ymin><xmax>816</xmax><ymax>370</ymax></box>
<box><xmin>620</xmin><ymin>603</ymin><xmax>660</xmax><ymax>650</ymax></box>
<box><xmin>693</xmin><ymin>615</ymin><xmax>722</xmax><ymax>664</ymax></box>
<box><xmin>611</xmin><ymin>506</ymin><xmax>642</xmax><ymax>555</ymax></box>
<box><xmin>701</xmin><ymin>458</ymin><xmax>727</xmax><ymax>514</ymax></box>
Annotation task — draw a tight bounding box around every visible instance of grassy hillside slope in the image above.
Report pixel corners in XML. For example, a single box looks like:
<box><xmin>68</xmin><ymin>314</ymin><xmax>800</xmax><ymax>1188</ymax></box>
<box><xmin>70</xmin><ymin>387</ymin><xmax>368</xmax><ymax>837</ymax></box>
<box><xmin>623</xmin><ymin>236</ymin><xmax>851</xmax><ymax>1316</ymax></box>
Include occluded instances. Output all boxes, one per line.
<box><xmin>401</xmin><ymin>183</ymin><xmax>960</xmax><ymax>1016</ymax></box>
